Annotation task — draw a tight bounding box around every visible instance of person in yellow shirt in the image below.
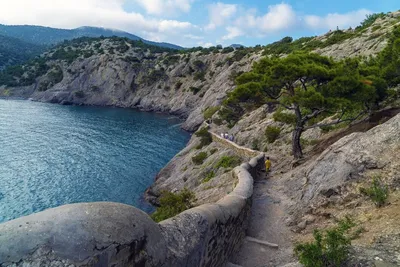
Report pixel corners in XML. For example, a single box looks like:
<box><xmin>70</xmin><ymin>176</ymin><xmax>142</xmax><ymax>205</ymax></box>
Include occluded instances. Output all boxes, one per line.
<box><xmin>265</xmin><ymin>157</ymin><xmax>271</xmax><ymax>174</ymax></box>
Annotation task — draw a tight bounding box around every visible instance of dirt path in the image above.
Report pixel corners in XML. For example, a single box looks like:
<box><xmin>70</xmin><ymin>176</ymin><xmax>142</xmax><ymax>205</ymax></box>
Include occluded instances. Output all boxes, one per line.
<box><xmin>231</xmin><ymin>174</ymin><xmax>298</xmax><ymax>267</ymax></box>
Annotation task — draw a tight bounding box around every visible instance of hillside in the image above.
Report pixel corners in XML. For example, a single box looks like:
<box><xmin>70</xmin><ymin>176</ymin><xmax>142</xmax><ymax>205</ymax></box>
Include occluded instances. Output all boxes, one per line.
<box><xmin>0</xmin><ymin>24</ymin><xmax>182</xmax><ymax>49</ymax></box>
<box><xmin>0</xmin><ymin>11</ymin><xmax>400</xmax><ymax>265</ymax></box>
<box><xmin>0</xmin><ymin>35</ymin><xmax>45</xmax><ymax>70</ymax></box>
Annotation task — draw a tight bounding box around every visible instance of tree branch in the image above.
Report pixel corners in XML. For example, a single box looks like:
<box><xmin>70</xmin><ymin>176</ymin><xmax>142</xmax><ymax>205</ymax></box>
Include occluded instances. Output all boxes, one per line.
<box><xmin>299</xmin><ymin>78</ymin><xmax>308</xmax><ymax>91</ymax></box>
<box><xmin>301</xmin><ymin>109</ymin><xmax>326</xmax><ymax>123</ymax></box>
<box><xmin>303</xmin><ymin>110</ymin><xmax>368</xmax><ymax>130</ymax></box>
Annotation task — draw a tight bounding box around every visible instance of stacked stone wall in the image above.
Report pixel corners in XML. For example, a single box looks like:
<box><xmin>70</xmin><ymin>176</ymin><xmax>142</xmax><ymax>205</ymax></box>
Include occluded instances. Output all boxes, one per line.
<box><xmin>0</xmin><ymin>154</ymin><xmax>265</xmax><ymax>267</ymax></box>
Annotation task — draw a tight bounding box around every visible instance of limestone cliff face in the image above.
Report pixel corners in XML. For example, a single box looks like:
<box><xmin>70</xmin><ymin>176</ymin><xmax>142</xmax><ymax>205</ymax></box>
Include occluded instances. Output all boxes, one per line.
<box><xmin>2</xmin><ymin>40</ymin><xmax>261</xmax><ymax>131</ymax></box>
<box><xmin>1</xmin><ymin>13</ymin><xmax>399</xmax><ymax>206</ymax></box>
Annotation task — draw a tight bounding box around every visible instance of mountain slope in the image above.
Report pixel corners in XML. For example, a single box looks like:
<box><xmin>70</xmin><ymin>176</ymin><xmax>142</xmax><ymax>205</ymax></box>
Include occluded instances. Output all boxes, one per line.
<box><xmin>0</xmin><ymin>35</ymin><xmax>45</xmax><ymax>70</ymax></box>
<box><xmin>0</xmin><ymin>24</ymin><xmax>183</xmax><ymax>50</ymax></box>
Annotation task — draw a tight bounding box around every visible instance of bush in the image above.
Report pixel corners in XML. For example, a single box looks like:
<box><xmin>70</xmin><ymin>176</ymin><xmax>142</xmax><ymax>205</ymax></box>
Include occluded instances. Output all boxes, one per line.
<box><xmin>210</xmin><ymin>148</ymin><xmax>218</xmax><ymax>154</ymax></box>
<box><xmin>175</xmin><ymin>81</ymin><xmax>183</xmax><ymax>90</ymax></box>
<box><xmin>265</xmin><ymin>126</ymin><xmax>281</xmax><ymax>143</ymax></box>
<box><xmin>190</xmin><ymin>86</ymin><xmax>202</xmax><ymax>95</ymax></box>
<box><xmin>251</xmin><ymin>139</ymin><xmax>259</xmax><ymax>150</ymax></box>
<box><xmin>294</xmin><ymin>217</ymin><xmax>357</xmax><ymax>267</ymax></box>
<box><xmin>360</xmin><ymin>176</ymin><xmax>389</xmax><ymax>207</ymax></box>
<box><xmin>273</xmin><ymin>110</ymin><xmax>297</xmax><ymax>125</ymax></box>
<box><xmin>74</xmin><ymin>90</ymin><xmax>85</xmax><ymax>98</ymax></box>
<box><xmin>202</xmin><ymin>171</ymin><xmax>215</xmax><ymax>183</ymax></box>
<box><xmin>192</xmin><ymin>152</ymin><xmax>208</xmax><ymax>165</ymax></box>
<box><xmin>215</xmin><ymin>155</ymin><xmax>241</xmax><ymax>169</ymax></box>
<box><xmin>194</xmin><ymin>71</ymin><xmax>206</xmax><ymax>81</ymax></box>
<box><xmin>195</xmin><ymin>127</ymin><xmax>212</xmax><ymax>149</ymax></box>
<box><xmin>151</xmin><ymin>188</ymin><xmax>196</xmax><ymax>222</ymax></box>
<box><xmin>222</xmin><ymin>47</ymin><xmax>234</xmax><ymax>54</ymax></box>
<box><xmin>192</xmin><ymin>60</ymin><xmax>206</xmax><ymax>70</ymax></box>
<box><xmin>203</xmin><ymin>106</ymin><xmax>220</xmax><ymax>120</ymax></box>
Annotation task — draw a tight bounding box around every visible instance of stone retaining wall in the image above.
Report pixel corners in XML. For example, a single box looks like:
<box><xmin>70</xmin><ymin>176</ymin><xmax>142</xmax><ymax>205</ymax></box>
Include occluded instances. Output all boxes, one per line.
<box><xmin>0</xmin><ymin>154</ymin><xmax>265</xmax><ymax>267</ymax></box>
<box><xmin>210</xmin><ymin>132</ymin><xmax>260</xmax><ymax>158</ymax></box>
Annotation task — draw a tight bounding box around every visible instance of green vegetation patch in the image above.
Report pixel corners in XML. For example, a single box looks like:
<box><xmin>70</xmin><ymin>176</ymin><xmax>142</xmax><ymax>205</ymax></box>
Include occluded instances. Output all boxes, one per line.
<box><xmin>215</xmin><ymin>155</ymin><xmax>241</xmax><ymax>169</ymax></box>
<box><xmin>203</xmin><ymin>106</ymin><xmax>220</xmax><ymax>120</ymax></box>
<box><xmin>151</xmin><ymin>188</ymin><xmax>196</xmax><ymax>222</ymax></box>
<box><xmin>294</xmin><ymin>217</ymin><xmax>360</xmax><ymax>267</ymax></box>
<box><xmin>360</xmin><ymin>176</ymin><xmax>389</xmax><ymax>207</ymax></box>
<box><xmin>192</xmin><ymin>152</ymin><xmax>208</xmax><ymax>165</ymax></box>
<box><xmin>265</xmin><ymin>126</ymin><xmax>281</xmax><ymax>144</ymax></box>
<box><xmin>202</xmin><ymin>171</ymin><xmax>215</xmax><ymax>183</ymax></box>
<box><xmin>195</xmin><ymin>127</ymin><xmax>212</xmax><ymax>149</ymax></box>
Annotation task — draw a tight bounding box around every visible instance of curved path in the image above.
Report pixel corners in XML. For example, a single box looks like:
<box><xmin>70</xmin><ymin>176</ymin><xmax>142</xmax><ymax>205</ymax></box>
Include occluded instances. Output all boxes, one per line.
<box><xmin>208</xmin><ymin>128</ymin><xmax>297</xmax><ymax>267</ymax></box>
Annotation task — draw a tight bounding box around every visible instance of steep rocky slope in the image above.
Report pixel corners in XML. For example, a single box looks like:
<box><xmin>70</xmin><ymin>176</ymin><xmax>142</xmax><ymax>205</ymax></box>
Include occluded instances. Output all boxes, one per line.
<box><xmin>1</xmin><ymin>11</ymin><xmax>399</xmax><ymax>204</ymax></box>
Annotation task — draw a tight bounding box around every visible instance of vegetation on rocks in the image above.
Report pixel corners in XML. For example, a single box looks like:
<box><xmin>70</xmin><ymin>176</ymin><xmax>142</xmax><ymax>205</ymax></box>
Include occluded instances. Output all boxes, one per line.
<box><xmin>224</xmin><ymin>52</ymin><xmax>382</xmax><ymax>158</ymax></box>
<box><xmin>215</xmin><ymin>155</ymin><xmax>241</xmax><ymax>169</ymax></box>
<box><xmin>265</xmin><ymin>126</ymin><xmax>281</xmax><ymax>143</ymax></box>
<box><xmin>195</xmin><ymin>127</ymin><xmax>212</xmax><ymax>149</ymax></box>
<box><xmin>294</xmin><ymin>217</ymin><xmax>359</xmax><ymax>267</ymax></box>
<box><xmin>203</xmin><ymin>106</ymin><xmax>220</xmax><ymax>120</ymax></box>
<box><xmin>192</xmin><ymin>152</ymin><xmax>208</xmax><ymax>165</ymax></box>
<box><xmin>360</xmin><ymin>176</ymin><xmax>389</xmax><ymax>207</ymax></box>
<box><xmin>202</xmin><ymin>171</ymin><xmax>215</xmax><ymax>183</ymax></box>
<box><xmin>151</xmin><ymin>188</ymin><xmax>196</xmax><ymax>222</ymax></box>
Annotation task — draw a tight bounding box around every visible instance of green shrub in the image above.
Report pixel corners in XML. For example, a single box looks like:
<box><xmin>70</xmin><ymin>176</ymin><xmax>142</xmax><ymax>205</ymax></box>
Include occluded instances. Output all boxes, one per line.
<box><xmin>47</xmin><ymin>66</ymin><xmax>63</xmax><ymax>84</ymax></box>
<box><xmin>151</xmin><ymin>188</ymin><xmax>196</xmax><ymax>222</ymax></box>
<box><xmin>195</xmin><ymin>127</ymin><xmax>212</xmax><ymax>149</ymax></box>
<box><xmin>251</xmin><ymin>139</ymin><xmax>259</xmax><ymax>150</ymax></box>
<box><xmin>265</xmin><ymin>126</ymin><xmax>281</xmax><ymax>143</ymax></box>
<box><xmin>203</xmin><ymin>106</ymin><xmax>220</xmax><ymax>120</ymax></box>
<box><xmin>192</xmin><ymin>60</ymin><xmax>206</xmax><ymax>70</ymax></box>
<box><xmin>192</xmin><ymin>152</ymin><xmax>208</xmax><ymax>165</ymax></box>
<box><xmin>74</xmin><ymin>90</ymin><xmax>85</xmax><ymax>98</ymax></box>
<box><xmin>222</xmin><ymin>47</ymin><xmax>234</xmax><ymax>54</ymax></box>
<box><xmin>202</xmin><ymin>171</ymin><xmax>215</xmax><ymax>183</ymax></box>
<box><xmin>357</xmin><ymin>13</ymin><xmax>386</xmax><ymax>31</ymax></box>
<box><xmin>360</xmin><ymin>176</ymin><xmax>389</xmax><ymax>207</ymax></box>
<box><xmin>175</xmin><ymin>81</ymin><xmax>183</xmax><ymax>90</ymax></box>
<box><xmin>215</xmin><ymin>156</ymin><xmax>241</xmax><ymax>169</ymax></box>
<box><xmin>273</xmin><ymin>110</ymin><xmax>297</xmax><ymax>125</ymax></box>
<box><xmin>194</xmin><ymin>71</ymin><xmax>206</xmax><ymax>81</ymax></box>
<box><xmin>294</xmin><ymin>217</ymin><xmax>357</xmax><ymax>267</ymax></box>
<box><xmin>210</xmin><ymin>148</ymin><xmax>218</xmax><ymax>154</ymax></box>
<box><xmin>190</xmin><ymin>86</ymin><xmax>202</xmax><ymax>95</ymax></box>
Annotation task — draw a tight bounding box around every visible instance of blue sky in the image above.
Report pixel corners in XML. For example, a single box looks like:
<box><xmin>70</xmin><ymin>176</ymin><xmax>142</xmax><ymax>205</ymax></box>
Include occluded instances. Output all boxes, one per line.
<box><xmin>0</xmin><ymin>0</ymin><xmax>398</xmax><ymax>47</ymax></box>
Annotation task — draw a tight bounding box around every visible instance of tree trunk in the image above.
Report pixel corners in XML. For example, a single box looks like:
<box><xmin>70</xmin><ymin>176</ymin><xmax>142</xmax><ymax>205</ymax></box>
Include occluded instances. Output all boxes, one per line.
<box><xmin>292</xmin><ymin>104</ymin><xmax>304</xmax><ymax>159</ymax></box>
<box><xmin>292</xmin><ymin>125</ymin><xmax>304</xmax><ymax>159</ymax></box>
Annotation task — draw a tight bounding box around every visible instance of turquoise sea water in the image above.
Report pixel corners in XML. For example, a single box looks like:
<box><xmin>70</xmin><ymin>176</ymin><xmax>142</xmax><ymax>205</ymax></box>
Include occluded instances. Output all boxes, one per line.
<box><xmin>0</xmin><ymin>99</ymin><xmax>190</xmax><ymax>223</ymax></box>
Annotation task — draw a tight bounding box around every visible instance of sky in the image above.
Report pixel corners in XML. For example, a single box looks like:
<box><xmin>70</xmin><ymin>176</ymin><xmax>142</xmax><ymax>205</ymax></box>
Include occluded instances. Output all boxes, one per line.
<box><xmin>0</xmin><ymin>0</ymin><xmax>398</xmax><ymax>48</ymax></box>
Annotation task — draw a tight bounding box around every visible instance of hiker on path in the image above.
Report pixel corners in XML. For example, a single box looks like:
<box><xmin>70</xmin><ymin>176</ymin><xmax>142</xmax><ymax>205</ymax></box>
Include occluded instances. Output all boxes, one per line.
<box><xmin>265</xmin><ymin>156</ymin><xmax>271</xmax><ymax>176</ymax></box>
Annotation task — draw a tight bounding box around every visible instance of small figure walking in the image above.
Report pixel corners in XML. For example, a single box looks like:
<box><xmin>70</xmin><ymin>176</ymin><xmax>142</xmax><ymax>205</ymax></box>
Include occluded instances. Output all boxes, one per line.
<box><xmin>265</xmin><ymin>156</ymin><xmax>271</xmax><ymax>177</ymax></box>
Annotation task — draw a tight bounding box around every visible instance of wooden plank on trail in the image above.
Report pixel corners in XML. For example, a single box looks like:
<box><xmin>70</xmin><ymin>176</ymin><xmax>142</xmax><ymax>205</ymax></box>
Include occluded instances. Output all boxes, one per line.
<box><xmin>245</xmin><ymin>236</ymin><xmax>279</xmax><ymax>248</ymax></box>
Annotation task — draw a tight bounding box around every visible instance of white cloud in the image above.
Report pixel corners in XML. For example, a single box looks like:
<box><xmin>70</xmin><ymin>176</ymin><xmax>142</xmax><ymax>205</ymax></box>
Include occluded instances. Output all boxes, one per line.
<box><xmin>256</xmin><ymin>3</ymin><xmax>297</xmax><ymax>32</ymax></box>
<box><xmin>134</xmin><ymin>0</ymin><xmax>193</xmax><ymax>16</ymax></box>
<box><xmin>221</xmin><ymin>3</ymin><xmax>297</xmax><ymax>40</ymax></box>
<box><xmin>0</xmin><ymin>0</ymin><xmax>197</xmax><ymax>46</ymax></box>
<box><xmin>206</xmin><ymin>2</ymin><xmax>237</xmax><ymax>30</ymax></box>
<box><xmin>305</xmin><ymin>9</ymin><xmax>372</xmax><ymax>30</ymax></box>
<box><xmin>198</xmin><ymin>42</ymin><xmax>213</xmax><ymax>48</ymax></box>
<box><xmin>222</xmin><ymin>27</ymin><xmax>243</xmax><ymax>40</ymax></box>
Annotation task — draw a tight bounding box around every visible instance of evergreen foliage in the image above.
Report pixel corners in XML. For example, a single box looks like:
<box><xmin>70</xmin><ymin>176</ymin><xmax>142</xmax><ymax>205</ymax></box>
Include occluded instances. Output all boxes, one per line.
<box><xmin>151</xmin><ymin>188</ymin><xmax>196</xmax><ymax>222</ymax></box>
<box><xmin>360</xmin><ymin>176</ymin><xmax>389</xmax><ymax>207</ymax></box>
<box><xmin>215</xmin><ymin>156</ymin><xmax>241</xmax><ymax>169</ymax></box>
<box><xmin>265</xmin><ymin>126</ymin><xmax>281</xmax><ymax>143</ymax></box>
<box><xmin>195</xmin><ymin>127</ymin><xmax>212</xmax><ymax>149</ymax></box>
<box><xmin>223</xmin><ymin>52</ymin><xmax>384</xmax><ymax>158</ymax></box>
<box><xmin>294</xmin><ymin>217</ymin><xmax>358</xmax><ymax>267</ymax></box>
<box><xmin>192</xmin><ymin>152</ymin><xmax>208</xmax><ymax>165</ymax></box>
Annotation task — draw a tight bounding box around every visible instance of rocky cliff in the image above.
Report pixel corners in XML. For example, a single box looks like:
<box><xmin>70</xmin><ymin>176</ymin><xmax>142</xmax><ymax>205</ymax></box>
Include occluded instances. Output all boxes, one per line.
<box><xmin>1</xmin><ymin>11</ymin><xmax>400</xmax><ymax>205</ymax></box>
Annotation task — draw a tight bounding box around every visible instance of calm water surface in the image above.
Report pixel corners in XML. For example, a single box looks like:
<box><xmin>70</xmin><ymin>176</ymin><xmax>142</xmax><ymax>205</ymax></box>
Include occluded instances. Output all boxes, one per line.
<box><xmin>0</xmin><ymin>99</ymin><xmax>190</xmax><ymax>223</ymax></box>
